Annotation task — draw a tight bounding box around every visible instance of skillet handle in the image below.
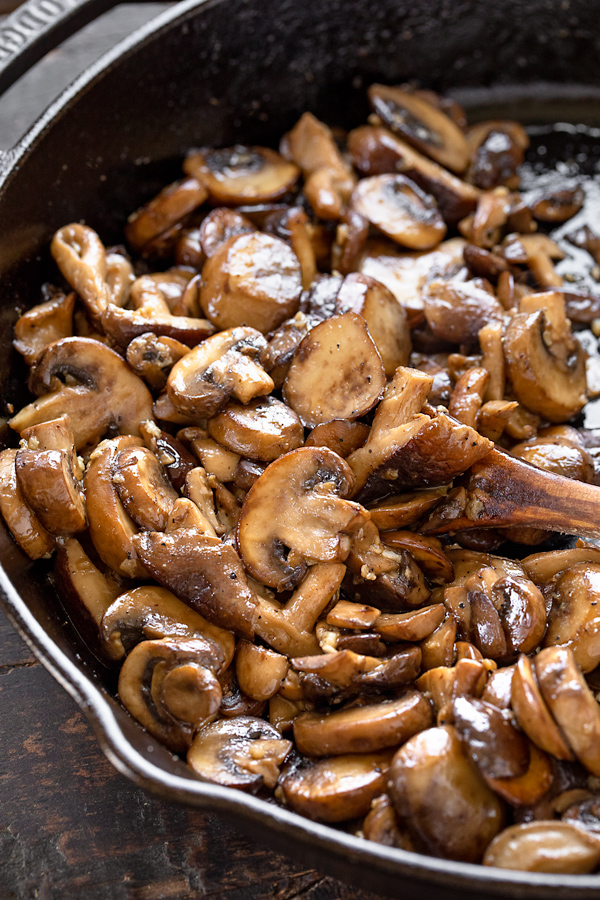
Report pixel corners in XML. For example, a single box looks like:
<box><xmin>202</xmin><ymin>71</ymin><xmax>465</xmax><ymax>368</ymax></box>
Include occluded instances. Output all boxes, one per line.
<box><xmin>0</xmin><ymin>0</ymin><xmax>121</xmax><ymax>97</ymax></box>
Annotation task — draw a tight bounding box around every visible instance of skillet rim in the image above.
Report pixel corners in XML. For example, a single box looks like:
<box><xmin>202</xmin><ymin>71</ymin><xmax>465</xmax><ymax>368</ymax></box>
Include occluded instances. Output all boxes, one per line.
<box><xmin>1</xmin><ymin>0</ymin><xmax>600</xmax><ymax>894</ymax></box>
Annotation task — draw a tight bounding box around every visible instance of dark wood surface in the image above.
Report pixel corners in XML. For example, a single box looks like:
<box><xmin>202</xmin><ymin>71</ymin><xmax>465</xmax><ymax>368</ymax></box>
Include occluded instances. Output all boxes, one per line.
<box><xmin>0</xmin><ymin>6</ymin><xmax>386</xmax><ymax>898</ymax></box>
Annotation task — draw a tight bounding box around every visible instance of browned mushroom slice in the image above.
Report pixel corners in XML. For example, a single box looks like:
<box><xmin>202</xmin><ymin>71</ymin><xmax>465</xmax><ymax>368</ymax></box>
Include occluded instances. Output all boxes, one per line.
<box><xmin>112</xmin><ymin>446</ymin><xmax>178</xmax><ymax>532</ymax></box>
<box><xmin>344</xmin><ymin>519</ymin><xmax>430</xmax><ymax>611</ymax></box>
<box><xmin>291</xmin><ymin>646</ymin><xmax>421</xmax><ymax>695</ymax></box>
<box><xmin>280</xmin><ymin>752</ymin><xmax>393</xmax><ymax>823</ymax></box>
<box><xmin>389</xmin><ymin>724</ymin><xmax>505</xmax><ymax>862</ymax></box>
<box><xmin>501</xmin><ymin>234</ymin><xmax>564</xmax><ymax>289</ymax></box>
<box><xmin>512</xmin><ymin>427</ymin><xmax>594</xmax><ymax>484</ymax></box>
<box><xmin>347</xmin><ymin>367</ymin><xmax>492</xmax><ymax>503</ymax></box>
<box><xmin>199</xmin><ymin>233</ymin><xmax>302</xmax><ymax>333</ymax></box>
<box><xmin>368</xmin><ymin>84</ymin><xmax>470</xmax><ymax>173</ymax></box>
<box><xmin>348</xmin><ymin>126</ymin><xmax>479</xmax><ymax>226</ymax></box>
<box><xmin>375</xmin><ymin>605</ymin><xmax>446</xmax><ymax>642</ymax></box>
<box><xmin>237</xmin><ymin>446</ymin><xmax>368</xmax><ymax>591</ymax></box>
<box><xmin>9</xmin><ymin>338</ymin><xmax>154</xmax><ymax>450</ymax></box>
<box><xmin>381</xmin><ymin>532</ymin><xmax>454</xmax><ymax>583</ymax></box>
<box><xmin>283</xmin><ymin>313</ymin><xmax>386</xmax><ymax>428</ymax></box>
<box><xmin>535</xmin><ymin>647</ymin><xmax>600</xmax><ymax>776</ymax></box>
<box><xmin>126</xmin><ymin>333</ymin><xmax>190</xmax><ymax>391</ymax></box>
<box><xmin>281</xmin><ymin>112</ymin><xmax>355</xmax><ymax>220</ymax></box>
<box><xmin>264</xmin><ymin>206</ymin><xmax>317</xmax><ymax>290</ymax></box>
<box><xmin>510</xmin><ymin>655</ymin><xmax>574</xmax><ymax>761</ymax></box>
<box><xmin>416</xmin><ymin>658</ymin><xmax>489</xmax><ymax>719</ymax></box>
<box><xmin>259</xmin><ymin>311</ymin><xmax>323</xmax><ymax>389</ymax></box>
<box><xmin>483</xmin><ymin>821</ymin><xmax>600</xmax><ymax>873</ymax></box>
<box><xmin>504</xmin><ymin>308</ymin><xmax>587</xmax><ymax>423</ymax></box>
<box><xmin>125</xmin><ymin>177</ymin><xmax>209</xmax><ymax>252</ymax></box>
<box><xmin>452</xmin><ymin>696</ymin><xmax>529</xmax><ymax>780</ymax></box>
<box><xmin>187</xmin><ymin>716</ymin><xmax>292</xmax><ymax>791</ymax></box>
<box><xmin>197</xmin><ymin>207</ymin><xmax>255</xmax><ymax>258</ymax></box>
<box><xmin>139</xmin><ymin>421</ymin><xmax>196</xmax><ymax>491</ymax></box>
<box><xmin>294</xmin><ymin>691</ymin><xmax>432</xmax><ymax>757</ymax></box>
<box><xmin>101</xmin><ymin>585</ymin><xmax>235</xmax><ymax>665</ymax></box>
<box><xmin>167</xmin><ymin>326</ymin><xmax>273</xmax><ymax>419</ymax></box>
<box><xmin>305</xmin><ymin>420</ymin><xmax>371</xmax><ymax>458</ymax></box>
<box><xmin>85</xmin><ymin>436</ymin><xmax>147</xmax><ymax>579</ymax></box>
<box><xmin>219</xmin><ymin>668</ymin><xmax>267</xmax><ymax>719</ymax></box>
<box><xmin>235</xmin><ymin>641</ymin><xmax>289</xmax><ymax>701</ymax></box>
<box><xmin>133</xmin><ymin>528</ymin><xmax>257</xmax><ymax>639</ymax></box>
<box><xmin>368</xmin><ymin>488</ymin><xmax>447</xmax><ymax>531</ymax></box>
<box><xmin>119</xmin><ymin>637</ymin><xmax>223</xmax><ymax>753</ymax></box>
<box><xmin>361</xmin><ymin>793</ymin><xmax>415</xmax><ymax>850</ymax></box>
<box><xmin>526</xmin><ymin>185</ymin><xmax>584</xmax><ymax>223</ymax></box>
<box><xmin>102</xmin><ymin>302</ymin><xmax>215</xmax><ymax>349</ymax></box>
<box><xmin>13</xmin><ymin>291</ymin><xmax>75</xmax><ymax>365</ymax></box>
<box><xmin>351</xmin><ymin>175</ymin><xmax>446</xmax><ymax>250</ymax></box>
<box><xmin>184</xmin><ymin>145</ymin><xmax>299</xmax><ymax>205</ymax></box>
<box><xmin>51</xmin><ymin>224</ymin><xmax>111</xmax><ymax>323</ymax></box>
<box><xmin>522</xmin><ymin>546</ymin><xmax>600</xmax><ymax>584</ymax></box>
<box><xmin>334</xmin><ymin>273</ymin><xmax>411</xmax><ymax>378</ymax></box>
<box><xmin>327</xmin><ymin>600</ymin><xmax>381</xmax><ymax>630</ymax></box>
<box><xmin>0</xmin><ymin>449</ymin><xmax>55</xmax><ymax>559</ymax></box>
<box><xmin>207</xmin><ymin>397</ymin><xmax>303</xmax><ymax>462</ymax></box>
<box><xmin>175</xmin><ymin>227</ymin><xmax>205</xmax><ymax>269</ymax></box>
<box><xmin>466</xmin><ymin>122</ymin><xmax>529</xmax><ymax>191</ymax></box>
<box><xmin>481</xmin><ymin>665</ymin><xmax>514</xmax><ymax>709</ymax></box>
<box><xmin>543</xmin><ymin>564</ymin><xmax>600</xmax><ymax>673</ymax></box>
<box><xmin>420</xmin><ymin>615</ymin><xmax>458</xmax><ymax>670</ymax></box>
<box><xmin>15</xmin><ymin>445</ymin><xmax>86</xmax><ymax>536</ymax></box>
<box><xmin>423</xmin><ymin>278</ymin><xmax>504</xmax><ymax>345</ymax></box>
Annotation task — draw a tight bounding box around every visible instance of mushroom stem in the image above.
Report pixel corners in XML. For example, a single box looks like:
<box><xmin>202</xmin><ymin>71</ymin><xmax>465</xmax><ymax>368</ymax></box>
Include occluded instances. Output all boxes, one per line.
<box><xmin>423</xmin><ymin>448</ymin><xmax>600</xmax><ymax>539</ymax></box>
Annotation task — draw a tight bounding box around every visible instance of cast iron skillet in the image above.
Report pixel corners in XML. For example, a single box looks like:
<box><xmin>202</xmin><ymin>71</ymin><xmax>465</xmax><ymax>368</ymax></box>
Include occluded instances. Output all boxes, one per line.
<box><xmin>1</xmin><ymin>0</ymin><xmax>600</xmax><ymax>896</ymax></box>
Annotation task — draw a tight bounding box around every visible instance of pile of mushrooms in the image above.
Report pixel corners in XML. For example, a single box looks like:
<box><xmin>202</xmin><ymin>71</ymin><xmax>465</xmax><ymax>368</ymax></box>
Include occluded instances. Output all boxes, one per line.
<box><xmin>6</xmin><ymin>82</ymin><xmax>600</xmax><ymax>875</ymax></box>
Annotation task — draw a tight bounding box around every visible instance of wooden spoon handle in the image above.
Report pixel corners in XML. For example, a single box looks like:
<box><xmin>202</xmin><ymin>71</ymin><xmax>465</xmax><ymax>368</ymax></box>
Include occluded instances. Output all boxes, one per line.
<box><xmin>423</xmin><ymin>448</ymin><xmax>600</xmax><ymax>540</ymax></box>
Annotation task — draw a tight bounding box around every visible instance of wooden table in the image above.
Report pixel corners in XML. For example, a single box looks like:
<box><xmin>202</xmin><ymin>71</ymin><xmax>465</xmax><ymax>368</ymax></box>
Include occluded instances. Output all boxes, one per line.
<box><xmin>0</xmin><ymin>6</ymin><xmax>384</xmax><ymax>897</ymax></box>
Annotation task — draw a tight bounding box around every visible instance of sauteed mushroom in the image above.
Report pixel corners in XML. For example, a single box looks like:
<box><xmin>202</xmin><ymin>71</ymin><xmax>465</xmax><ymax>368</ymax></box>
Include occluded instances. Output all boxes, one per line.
<box><xmin>351</xmin><ymin>174</ymin><xmax>446</xmax><ymax>250</ymax></box>
<box><xmin>184</xmin><ymin>145</ymin><xmax>299</xmax><ymax>204</ymax></box>
<box><xmin>13</xmin><ymin>291</ymin><xmax>75</xmax><ymax>365</ymax></box>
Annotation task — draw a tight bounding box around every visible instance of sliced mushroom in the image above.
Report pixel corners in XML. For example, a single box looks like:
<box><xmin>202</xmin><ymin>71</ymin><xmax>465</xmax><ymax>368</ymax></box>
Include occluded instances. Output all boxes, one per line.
<box><xmin>219</xmin><ymin>668</ymin><xmax>267</xmax><ymax>720</ymax></box>
<box><xmin>283</xmin><ymin>312</ymin><xmax>386</xmax><ymax>428</ymax></box>
<box><xmin>543</xmin><ymin>563</ymin><xmax>600</xmax><ymax>673</ymax></box>
<box><xmin>510</xmin><ymin>654</ymin><xmax>574</xmax><ymax>761</ymax></box>
<box><xmin>512</xmin><ymin>428</ymin><xmax>594</xmax><ymax>485</ymax></box>
<box><xmin>420</xmin><ymin>616</ymin><xmax>458</xmax><ymax>670</ymax></box>
<box><xmin>101</xmin><ymin>585</ymin><xmax>235</xmax><ymax>665</ymax></box>
<box><xmin>235</xmin><ymin>641</ymin><xmax>289</xmax><ymax>701</ymax></box>
<box><xmin>207</xmin><ymin>397</ymin><xmax>303</xmax><ymax>462</ymax></box>
<box><xmin>526</xmin><ymin>185</ymin><xmax>584</xmax><ymax>224</ymax></box>
<box><xmin>347</xmin><ymin>367</ymin><xmax>492</xmax><ymax>503</ymax></box>
<box><xmin>184</xmin><ymin>145</ymin><xmax>299</xmax><ymax>204</ymax></box>
<box><xmin>264</xmin><ymin>206</ymin><xmax>317</xmax><ymax>290</ymax></box>
<box><xmin>351</xmin><ymin>175</ymin><xmax>446</xmax><ymax>250</ymax></box>
<box><xmin>112</xmin><ymin>445</ymin><xmax>178</xmax><ymax>532</ymax></box>
<box><xmin>522</xmin><ymin>546</ymin><xmax>600</xmax><ymax>584</ymax></box>
<box><xmin>452</xmin><ymin>696</ymin><xmax>529</xmax><ymax>780</ymax></box>
<box><xmin>197</xmin><ymin>207</ymin><xmax>256</xmax><ymax>258</ymax></box>
<box><xmin>423</xmin><ymin>279</ymin><xmax>504</xmax><ymax>345</ymax></box>
<box><xmin>188</xmin><ymin>716</ymin><xmax>292</xmax><ymax>791</ymax></box>
<box><xmin>291</xmin><ymin>646</ymin><xmax>421</xmax><ymax>695</ymax></box>
<box><xmin>381</xmin><ymin>531</ymin><xmax>454</xmax><ymax>583</ymax></box>
<box><xmin>51</xmin><ymin>224</ymin><xmax>111</xmax><ymax>323</ymax></box>
<box><xmin>448</xmin><ymin>368</ymin><xmax>490</xmax><ymax>429</ymax></box>
<box><xmin>167</xmin><ymin>326</ymin><xmax>273</xmax><ymax>418</ymax></box>
<box><xmin>200</xmin><ymin>233</ymin><xmax>302</xmax><ymax>333</ymax></box>
<box><xmin>361</xmin><ymin>793</ymin><xmax>415</xmax><ymax>850</ymax></box>
<box><xmin>84</xmin><ymin>436</ymin><xmax>147</xmax><ymax>578</ymax></box>
<box><xmin>389</xmin><ymin>724</ymin><xmax>505</xmax><ymax>862</ymax></box>
<box><xmin>294</xmin><ymin>691</ymin><xmax>433</xmax><ymax>756</ymax></box>
<box><xmin>305</xmin><ymin>420</ymin><xmax>371</xmax><ymax>458</ymax></box>
<box><xmin>139</xmin><ymin>420</ymin><xmax>196</xmax><ymax>491</ymax></box>
<box><xmin>483</xmin><ymin>821</ymin><xmax>600</xmax><ymax>873</ymax></box>
<box><xmin>368</xmin><ymin>84</ymin><xmax>470</xmax><ymax>173</ymax></box>
<box><xmin>280</xmin><ymin>752</ymin><xmax>393</xmax><ymax>823</ymax></box>
<box><xmin>416</xmin><ymin>658</ymin><xmax>489</xmax><ymax>719</ymax></box>
<box><xmin>125</xmin><ymin>333</ymin><xmax>190</xmax><ymax>392</ymax></box>
<box><xmin>102</xmin><ymin>300</ymin><xmax>214</xmax><ymax>349</ymax></box>
<box><xmin>367</xmin><ymin>488</ymin><xmax>447</xmax><ymax>531</ymax></box>
<box><xmin>237</xmin><ymin>446</ymin><xmax>367</xmax><ymax>591</ymax></box>
<box><xmin>334</xmin><ymin>273</ymin><xmax>411</xmax><ymax>377</ymax></box>
<box><xmin>0</xmin><ymin>449</ymin><xmax>55</xmax><ymax>559</ymax></box>
<box><xmin>375</xmin><ymin>605</ymin><xmax>446</xmax><ymax>642</ymax></box>
<box><xmin>118</xmin><ymin>637</ymin><xmax>223</xmax><ymax>753</ymax></box>
<box><xmin>9</xmin><ymin>337</ymin><xmax>154</xmax><ymax>450</ymax></box>
<box><xmin>501</xmin><ymin>234</ymin><xmax>565</xmax><ymax>289</ymax></box>
<box><xmin>125</xmin><ymin>177</ymin><xmax>209</xmax><ymax>252</ymax></box>
<box><xmin>133</xmin><ymin>528</ymin><xmax>257</xmax><ymax>639</ymax></box>
<box><xmin>327</xmin><ymin>600</ymin><xmax>381</xmax><ymax>630</ymax></box>
<box><xmin>15</xmin><ymin>442</ymin><xmax>86</xmax><ymax>536</ymax></box>
<box><xmin>348</xmin><ymin>126</ymin><xmax>479</xmax><ymax>226</ymax></box>
<box><xmin>535</xmin><ymin>646</ymin><xmax>600</xmax><ymax>776</ymax></box>
<box><xmin>13</xmin><ymin>291</ymin><xmax>75</xmax><ymax>366</ymax></box>
<box><xmin>281</xmin><ymin>112</ymin><xmax>356</xmax><ymax>220</ymax></box>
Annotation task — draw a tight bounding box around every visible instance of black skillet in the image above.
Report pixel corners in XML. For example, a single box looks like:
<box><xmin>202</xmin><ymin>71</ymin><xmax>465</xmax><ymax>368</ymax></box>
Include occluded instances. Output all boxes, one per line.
<box><xmin>1</xmin><ymin>0</ymin><xmax>600</xmax><ymax>896</ymax></box>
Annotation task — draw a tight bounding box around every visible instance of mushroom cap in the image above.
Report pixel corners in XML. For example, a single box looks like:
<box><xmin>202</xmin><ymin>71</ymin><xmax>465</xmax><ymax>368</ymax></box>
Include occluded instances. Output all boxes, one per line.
<box><xmin>483</xmin><ymin>822</ymin><xmax>600</xmax><ymax>874</ymax></box>
<box><xmin>187</xmin><ymin>716</ymin><xmax>292</xmax><ymax>790</ymax></box>
<box><xmin>351</xmin><ymin>174</ymin><xmax>446</xmax><ymax>250</ymax></box>
<box><xmin>504</xmin><ymin>309</ymin><xmax>587</xmax><ymax>423</ymax></box>
<box><xmin>184</xmin><ymin>145</ymin><xmax>300</xmax><ymax>204</ymax></box>
<box><xmin>199</xmin><ymin>232</ymin><xmax>303</xmax><ymax>333</ymax></box>
<box><xmin>282</xmin><ymin>313</ymin><xmax>387</xmax><ymax>428</ymax></box>
<box><xmin>9</xmin><ymin>337</ymin><xmax>154</xmax><ymax>450</ymax></box>
<box><xmin>207</xmin><ymin>396</ymin><xmax>303</xmax><ymax>462</ymax></box>
<box><xmin>237</xmin><ymin>445</ymin><xmax>368</xmax><ymax>591</ymax></box>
